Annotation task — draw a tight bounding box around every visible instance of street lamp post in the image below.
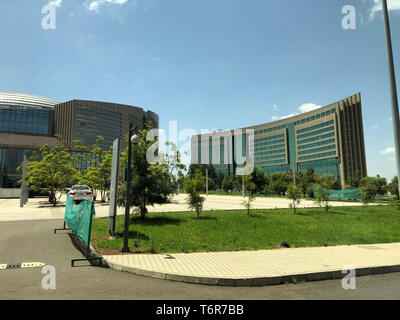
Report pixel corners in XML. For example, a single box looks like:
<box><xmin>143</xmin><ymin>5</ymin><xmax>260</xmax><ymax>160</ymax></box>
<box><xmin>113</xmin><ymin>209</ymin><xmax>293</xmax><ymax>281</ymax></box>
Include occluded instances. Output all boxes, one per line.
<box><xmin>122</xmin><ymin>123</ymin><xmax>139</xmax><ymax>253</ymax></box>
<box><xmin>382</xmin><ymin>0</ymin><xmax>400</xmax><ymax>197</ymax></box>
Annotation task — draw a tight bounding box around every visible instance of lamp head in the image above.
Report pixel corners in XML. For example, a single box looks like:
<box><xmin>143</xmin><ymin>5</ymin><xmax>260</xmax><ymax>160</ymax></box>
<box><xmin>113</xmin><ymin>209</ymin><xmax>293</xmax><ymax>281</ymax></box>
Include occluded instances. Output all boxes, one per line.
<box><xmin>131</xmin><ymin>134</ymin><xmax>140</xmax><ymax>144</ymax></box>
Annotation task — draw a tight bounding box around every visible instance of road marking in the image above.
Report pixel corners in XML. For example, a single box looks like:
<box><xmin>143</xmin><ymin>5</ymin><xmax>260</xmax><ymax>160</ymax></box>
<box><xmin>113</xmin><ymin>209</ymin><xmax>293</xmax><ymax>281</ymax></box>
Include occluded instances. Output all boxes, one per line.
<box><xmin>21</xmin><ymin>262</ymin><xmax>46</xmax><ymax>268</ymax></box>
<box><xmin>0</xmin><ymin>262</ymin><xmax>45</xmax><ymax>270</ymax></box>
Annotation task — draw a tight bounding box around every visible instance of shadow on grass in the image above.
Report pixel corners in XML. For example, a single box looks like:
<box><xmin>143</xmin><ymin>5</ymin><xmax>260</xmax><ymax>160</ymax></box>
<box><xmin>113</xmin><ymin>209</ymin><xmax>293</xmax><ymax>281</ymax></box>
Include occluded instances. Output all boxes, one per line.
<box><xmin>326</xmin><ymin>210</ymin><xmax>348</xmax><ymax>215</ymax></box>
<box><xmin>248</xmin><ymin>214</ymin><xmax>268</xmax><ymax>219</ymax></box>
<box><xmin>195</xmin><ymin>216</ymin><xmax>217</xmax><ymax>221</ymax></box>
<box><xmin>116</xmin><ymin>230</ymin><xmax>150</xmax><ymax>240</ymax></box>
<box><xmin>131</xmin><ymin>216</ymin><xmax>183</xmax><ymax>226</ymax></box>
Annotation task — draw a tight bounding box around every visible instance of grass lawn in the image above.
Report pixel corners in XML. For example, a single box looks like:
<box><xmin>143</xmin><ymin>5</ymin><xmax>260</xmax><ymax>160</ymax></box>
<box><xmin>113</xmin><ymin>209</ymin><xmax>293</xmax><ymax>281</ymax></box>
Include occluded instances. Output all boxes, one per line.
<box><xmin>91</xmin><ymin>205</ymin><xmax>400</xmax><ymax>255</ymax></box>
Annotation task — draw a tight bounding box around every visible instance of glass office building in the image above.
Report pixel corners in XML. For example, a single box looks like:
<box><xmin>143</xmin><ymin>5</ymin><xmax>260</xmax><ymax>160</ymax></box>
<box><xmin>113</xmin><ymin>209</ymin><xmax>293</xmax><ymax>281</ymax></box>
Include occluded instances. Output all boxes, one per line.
<box><xmin>0</xmin><ymin>93</ymin><xmax>59</xmax><ymax>189</ymax></box>
<box><xmin>191</xmin><ymin>93</ymin><xmax>367</xmax><ymax>187</ymax></box>
<box><xmin>0</xmin><ymin>93</ymin><xmax>159</xmax><ymax>191</ymax></box>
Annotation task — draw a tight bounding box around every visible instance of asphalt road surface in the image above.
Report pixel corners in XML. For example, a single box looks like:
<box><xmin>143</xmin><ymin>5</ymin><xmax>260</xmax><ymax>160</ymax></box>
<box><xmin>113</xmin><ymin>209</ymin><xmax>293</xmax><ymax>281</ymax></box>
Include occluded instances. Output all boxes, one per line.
<box><xmin>1</xmin><ymin>219</ymin><xmax>400</xmax><ymax>300</ymax></box>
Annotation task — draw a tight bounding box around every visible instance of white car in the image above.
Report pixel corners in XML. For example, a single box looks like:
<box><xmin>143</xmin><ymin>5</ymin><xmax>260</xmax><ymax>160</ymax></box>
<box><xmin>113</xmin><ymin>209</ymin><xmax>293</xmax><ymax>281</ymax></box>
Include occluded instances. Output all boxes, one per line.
<box><xmin>68</xmin><ymin>185</ymin><xmax>94</xmax><ymax>203</ymax></box>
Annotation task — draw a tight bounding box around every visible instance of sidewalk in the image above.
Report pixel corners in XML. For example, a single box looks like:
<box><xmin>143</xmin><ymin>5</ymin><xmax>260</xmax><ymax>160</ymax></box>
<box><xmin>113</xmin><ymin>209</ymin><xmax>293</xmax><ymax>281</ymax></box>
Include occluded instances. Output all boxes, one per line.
<box><xmin>0</xmin><ymin>194</ymin><xmax>366</xmax><ymax>222</ymax></box>
<box><xmin>103</xmin><ymin>242</ymin><xmax>400</xmax><ymax>286</ymax></box>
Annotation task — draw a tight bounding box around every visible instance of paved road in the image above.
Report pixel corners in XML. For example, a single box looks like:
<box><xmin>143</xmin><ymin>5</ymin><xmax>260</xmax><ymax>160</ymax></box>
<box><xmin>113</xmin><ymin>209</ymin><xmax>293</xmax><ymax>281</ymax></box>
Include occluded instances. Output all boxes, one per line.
<box><xmin>1</xmin><ymin>220</ymin><xmax>400</xmax><ymax>300</ymax></box>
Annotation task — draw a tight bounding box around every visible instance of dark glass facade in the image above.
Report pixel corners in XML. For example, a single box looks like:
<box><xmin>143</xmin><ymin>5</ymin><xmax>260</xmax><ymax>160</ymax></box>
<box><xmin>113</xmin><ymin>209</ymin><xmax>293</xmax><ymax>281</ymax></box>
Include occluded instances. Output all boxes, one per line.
<box><xmin>0</xmin><ymin>148</ymin><xmax>33</xmax><ymax>188</ymax></box>
<box><xmin>0</xmin><ymin>93</ymin><xmax>59</xmax><ymax>189</ymax></box>
<box><xmin>0</xmin><ymin>106</ymin><xmax>53</xmax><ymax>135</ymax></box>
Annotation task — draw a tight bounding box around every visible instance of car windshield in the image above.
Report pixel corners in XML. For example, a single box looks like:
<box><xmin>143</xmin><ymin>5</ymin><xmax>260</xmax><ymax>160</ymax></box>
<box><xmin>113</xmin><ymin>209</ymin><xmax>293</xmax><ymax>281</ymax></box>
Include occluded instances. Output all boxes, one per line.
<box><xmin>72</xmin><ymin>185</ymin><xmax>90</xmax><ymax>191</ymax></box>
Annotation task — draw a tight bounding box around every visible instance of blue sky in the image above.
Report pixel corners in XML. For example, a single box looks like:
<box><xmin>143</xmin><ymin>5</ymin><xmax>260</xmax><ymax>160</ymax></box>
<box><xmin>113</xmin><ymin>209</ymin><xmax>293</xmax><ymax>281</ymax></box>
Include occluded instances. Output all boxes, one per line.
<box><xmin>0</xmin><ymin>0</ymin><xmax>399</xmax><ymax>179</ymax></box>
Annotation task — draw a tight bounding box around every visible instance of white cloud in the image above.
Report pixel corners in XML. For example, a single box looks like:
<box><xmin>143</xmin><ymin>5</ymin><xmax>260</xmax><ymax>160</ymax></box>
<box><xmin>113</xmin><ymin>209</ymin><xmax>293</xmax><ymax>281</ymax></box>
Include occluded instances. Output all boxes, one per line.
<box><xmin>369</xmin><ymin>0</ymin><xmax>400</xmax><ymax>20</ymax></box>
<box><xmin>270</xmin><ymin>102</ymin><xmax>321</xmax><ymax>121</ymax></box>
<box><xmin>272</xmin><ymin>104</ymin><xmax>278</xmax><ymax>111</ymax></box>
<box><xmin>86</xmin><ymin>0</ymin><xmax>128</xmax><ymax>13</ymax></box>
<box><xmin>297</xmin><ymin>103</ymin><xmax>321</xmax><ymax>113</ymax></box>
<box><xmin>373</xmin><ymin>124</ymin><xmax>380</xmax><ymax>129</ymax></box>
<box><xmin>49</xmin><ymin>0</ymin><xmax>63</xmax><ymax>7</ymax></box>
<box><xmin>271</xmin><ymin>113</ymin><xmax>298</xmax><ymax>121</ymax></box>
<box><xmin>380</xmin><ymin>147</ymin><xmax>395</xmax><ymax>155</ymax></box>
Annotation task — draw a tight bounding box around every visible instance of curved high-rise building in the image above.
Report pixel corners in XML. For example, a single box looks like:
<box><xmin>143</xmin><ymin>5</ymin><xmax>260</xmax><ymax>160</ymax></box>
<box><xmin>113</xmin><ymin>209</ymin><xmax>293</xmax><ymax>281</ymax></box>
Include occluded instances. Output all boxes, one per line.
<box><xmin>54</xmin><ymin>99</ymin><xmax>158</xmax><ymax>149</ymax></box>
<box><xmin>191</xmin><ymin>93</ymin><xmax>367</xmax><ymax>187</ymax></box>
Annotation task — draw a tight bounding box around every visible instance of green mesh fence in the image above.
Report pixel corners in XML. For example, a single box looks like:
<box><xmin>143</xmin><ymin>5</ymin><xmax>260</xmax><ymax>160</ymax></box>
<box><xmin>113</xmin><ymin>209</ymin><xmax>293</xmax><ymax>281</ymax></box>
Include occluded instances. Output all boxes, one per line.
<box><xmin>313</xmin><ymin>187</ymin><xmax>362</xmax><ymax>200</ymax></box>
<box><xmin>65</xmin><ymin>194</ymin><xmax>95</xmax><ymax>245</ymax></box>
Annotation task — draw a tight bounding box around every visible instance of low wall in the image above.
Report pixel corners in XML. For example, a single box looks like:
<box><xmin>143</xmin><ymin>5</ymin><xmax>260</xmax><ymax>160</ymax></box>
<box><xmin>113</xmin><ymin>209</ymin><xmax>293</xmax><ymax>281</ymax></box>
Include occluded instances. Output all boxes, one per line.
<box><xmin>0</xmin><ymin>188</ymin><xmax>21</xmax><ymax>198</ymax></box>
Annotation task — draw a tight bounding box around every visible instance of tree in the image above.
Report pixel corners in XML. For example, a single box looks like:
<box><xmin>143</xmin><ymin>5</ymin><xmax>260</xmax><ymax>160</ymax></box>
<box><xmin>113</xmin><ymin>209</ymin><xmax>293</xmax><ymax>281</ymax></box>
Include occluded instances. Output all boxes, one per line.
<box><xmin>251</xmin><ymin>167</ymin><xmax>267</xmax><ymax>193</ymax></box>
<box><xmin>295</xmin><ymin>171</ymin><xmax>306</xmax><ymax>196</ymax></box>
<box><xmin>76</xmin><ymin>136</ymin><xmax>112</xmax><ymax>202</ymax></box>
<box><xmin>164</xmin><ymin>141</ymin><xmax>187</xmax><ymax>176</ymax></box>
<box><xmin>375</xmin><ymin>175</ymin><xmax>388</xmax><ymax>197</ymax></box>
<box><xmin>183</xmin><ymin>170</ymin><xmax>205</xmax><ymax>218</ymax></box>
<box><xmin>222</xmin><ymin>174</ymin><xmax>233</xmax><ymax>194</ymax></box>
<box><xmin>303</xmin><ymin>167</ymin><xmax>318</xmax><ymax>197</ymax></box>
<box><xmin>359</xmin><ymin>177</ymin><xmax>379</xmax><ymax>201</ymax></box>
<box><xmin>160</xmin><ymin>141</ymin><xmax>187</xmax><ymax>194</ymax></box>
<box><xmin>188</xmin><ymin>164</ymin><xmax>216</xmax><ymax>180</ymax></box>
<box><xmin>358</xmin><ymin>187</ymin><xmax>370</xmax><ymax>213</ymax></box>
<box><xmin>207</xmin><ymin>177</ymin><xmax>216</xmax><ymax>191</ymax></box>
<box><xmin>118</xmin><ymin>127</ymin><xmax>177</xmax><ymax>219</ymax></box>
<box><xmin>286</xmin><ymin>183</ymin><xmax>302</xmax><ymax>214</ymax></box>
<box><xmin>348</xmin><ymin>170</ymin><xmax>362</xmax><ymax>188</ymax></box>
<box><xmin>25</xmin><ymin>143</ymin><xmax>78</xmax><ymax>206</ymax></box>
<box><xmin>214</xmin><ymin>174</ymin><xmax>223</xmax><ymax>190</ymax></box>
<box><xmin>270</xmin><ymin>172</ymin><xmax>290</xmax><ymax>195</ymax></box>
<box><xmin>242</xmin><ymin>175</ymin><xmax>256</xmax><ymax>215</ymax></box>
<box><xmin>388</xmin><ymin>176</ymin><xmax>399</xmax><ymax>199</ymax></box>
<box><xmin>232</xmin><ymin>175</ymin><xmax>242</xmax><ymax>192</ymax></box>
<box><xmin>176</xmin><ymin>170</ymin><xmax>186</xmax><ymax>194</ymax></box>
<box><xmin>314</xmin><ymin>174</ymin><xmax>335</xmax><ymax>213</ymax></box>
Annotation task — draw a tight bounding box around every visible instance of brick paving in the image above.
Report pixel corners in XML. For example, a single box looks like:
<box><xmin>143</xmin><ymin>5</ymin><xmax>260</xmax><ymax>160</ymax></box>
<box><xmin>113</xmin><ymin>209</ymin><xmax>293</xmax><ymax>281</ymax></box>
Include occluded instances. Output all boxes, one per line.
<box><xmin>103</xmin><ymin>243</ymin><xmax>400</xmax><ymax>286</ymax></box>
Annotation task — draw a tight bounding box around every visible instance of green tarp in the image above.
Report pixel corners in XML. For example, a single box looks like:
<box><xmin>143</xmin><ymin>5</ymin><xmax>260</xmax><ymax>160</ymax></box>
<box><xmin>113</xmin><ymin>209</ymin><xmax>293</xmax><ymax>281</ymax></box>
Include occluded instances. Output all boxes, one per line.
<box><xmin>313</xmin><ymin>187</ymin><xmax>363</xmax><ymax>200</ymax></box>
<box><xmin>65</xmin><ymin>194</ymin><xmax>95</xmax><ymax>245</ymax></box>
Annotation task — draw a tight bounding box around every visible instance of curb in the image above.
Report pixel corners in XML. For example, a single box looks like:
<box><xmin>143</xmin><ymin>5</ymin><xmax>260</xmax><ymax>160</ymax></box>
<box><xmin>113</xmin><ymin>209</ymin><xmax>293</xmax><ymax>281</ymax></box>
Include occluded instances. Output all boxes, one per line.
<box><xmin>68</xmin><ymin>233</ymin><xmax>108</xmax><ymax>268</ymax></box>
<box><xmin>103</xmin><ymin>259</ymin><xmax>400</xmax><ymax>287</ymax></box>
